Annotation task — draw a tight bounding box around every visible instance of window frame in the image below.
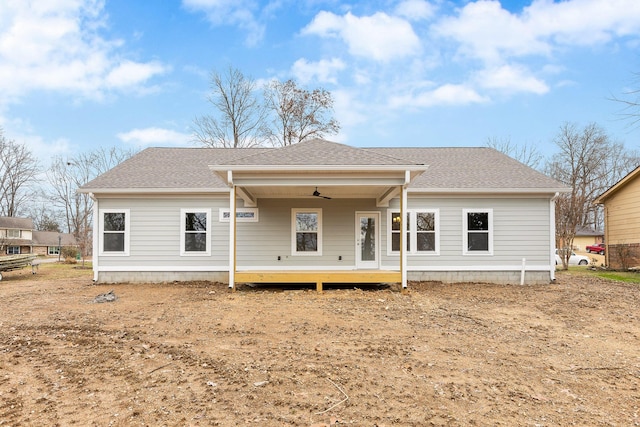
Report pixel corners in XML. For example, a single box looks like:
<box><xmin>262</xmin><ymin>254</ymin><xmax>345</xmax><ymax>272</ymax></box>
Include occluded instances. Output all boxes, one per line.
<box><xmin>388</xmin><ymin>209</ymin><xmax>440</xmax><ymax>255</ymax></box>
<box><xmin>48</xmin><ymin>246</ymin><xmax>60</xmax><ymax>256</ymax></box>
<box><xmin>180</xmin><ymin>208</ymin><xmax>212</xmax><ymax>256</ymax></box>
<box><xmin>462</xmin><ymin>209</ymin><xmax>493</xmax><ymax>255</ymax></box>
<box><xmin>7</xmin><ymin>246</ymin><xmax>20</xmax><ymax>255</ymax></box>
<box><xmin>7</xmin><ymin>229</ymin><xmax>21</xmax><ymax>238</ymax></box>
<box><xmin>291</xmin><ymin>208</ymin><xmax>322</xmax><ymax>256</ymax></box>
<box><xmin>99</xmin><ymin>209</ymin><xmax>130</xmax><ymax>256</ymax></box>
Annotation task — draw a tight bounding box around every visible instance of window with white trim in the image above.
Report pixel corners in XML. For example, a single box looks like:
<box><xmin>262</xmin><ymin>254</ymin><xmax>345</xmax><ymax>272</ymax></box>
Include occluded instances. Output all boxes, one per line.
<box><xmin>7</xmin><ymin>229</ymin><xmax>21</xmax><ymax>238</ymax></box>
<box><xmin>463</xmin><ymin>209</ymin><xmax>493</xmax><ymax>254</ymax></box>
<box><xmin>7</xmin><ymin>246</ymin><xmax>20</xmax><ymax>255</ymax></box>
<box><xmin>100</xmin><ymin>209</ymin><xmax>130</xmax><ymax>256</ymax></box>
<box><xmin>48</xmin><ymin>246</ymin><xmax>60</xmax><ymax>256</ymax></box>
<box><xmin>292</xmin><ymin>208</ymin><xmax>322</xmax><ymax>255</ymax></box>
<box><xmin>181</xmin><ymin>209</ymin><xmax>211</xmax><ymax>255</ymax></box>
<box><xmin>389</xmin><ymin>210</ymin><xmax>439</xmax><ymax>254</ymax></box>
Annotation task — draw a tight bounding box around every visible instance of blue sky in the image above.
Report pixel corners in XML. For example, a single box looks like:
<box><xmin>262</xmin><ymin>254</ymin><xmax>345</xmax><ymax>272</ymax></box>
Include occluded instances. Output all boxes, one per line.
<box><xmin>1</xmin><ymin>0</ymin><xmax>639</xmax><ymax>165</ymax></box>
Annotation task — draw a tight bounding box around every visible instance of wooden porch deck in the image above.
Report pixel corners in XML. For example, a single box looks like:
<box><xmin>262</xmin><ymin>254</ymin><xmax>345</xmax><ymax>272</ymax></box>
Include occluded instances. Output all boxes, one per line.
<box><xmin>233</xmin><ymin>270</ymin><xmax>401</xmax><ymax>292</ymax></box>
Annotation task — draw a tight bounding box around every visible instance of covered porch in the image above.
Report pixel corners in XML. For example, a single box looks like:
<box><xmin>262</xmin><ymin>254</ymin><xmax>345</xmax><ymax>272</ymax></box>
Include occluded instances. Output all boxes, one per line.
<box><xmin>208</xmin><ymin>140</ymin><xmax>427</xmax><ymax>292</ymax></box>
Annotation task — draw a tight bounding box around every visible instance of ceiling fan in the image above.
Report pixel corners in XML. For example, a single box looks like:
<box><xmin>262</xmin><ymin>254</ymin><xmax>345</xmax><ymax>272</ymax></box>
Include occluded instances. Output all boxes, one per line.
<box><xmin>312</xmin><ymin>187</ymin><xmax>332</xmax><ymax>199</ymax></box>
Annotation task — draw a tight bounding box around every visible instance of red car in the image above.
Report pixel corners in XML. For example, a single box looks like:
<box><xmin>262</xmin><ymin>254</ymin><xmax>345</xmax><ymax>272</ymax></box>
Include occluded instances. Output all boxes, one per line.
<box><xmin>586</xmin><ymin>243</ymin><xmax>605</xmax><ymax>255</ymax></box>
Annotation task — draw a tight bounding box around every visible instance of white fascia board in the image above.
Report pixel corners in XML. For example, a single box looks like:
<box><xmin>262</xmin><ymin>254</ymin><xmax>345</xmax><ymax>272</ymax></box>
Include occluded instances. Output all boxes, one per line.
<box><xmin>234</xmin><ymin>177</ymin><xmax>406</xmax><ymax>186</ymax></box>
<box><xmin>209</xmin><ymin>165</ymin><xmax>427</xmax><ymax>172</ymax></box>
<box><xmin>79</xmin><ymin>187</ymin><xmax>230</xmax><ymax>195</ymax></box>
<box><xmin>406</xmin><ymin>187</ymin><xmax>571</xmax><ymax>195</ymax></box>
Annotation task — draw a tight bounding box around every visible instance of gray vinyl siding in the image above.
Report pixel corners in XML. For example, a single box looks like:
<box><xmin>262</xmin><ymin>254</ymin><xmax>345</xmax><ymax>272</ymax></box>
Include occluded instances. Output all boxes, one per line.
<box><xmin>98</xmin><ymin>196</ymin><xmax>230</xmax><ymax>268</ymax></box>
<box><xmin>236</xmin><ymin>198</ymin><xmax>380</xmax><ymax>268</ymax></box>
<box><xmin>96</xmin><ymin>194</ymin><xmax>553</xmax><ymax>275</ymax></box>
<box><xmin>381</xmin><ymin>196</ymin><xmax>553</xmax><ymax>268</ymax></box>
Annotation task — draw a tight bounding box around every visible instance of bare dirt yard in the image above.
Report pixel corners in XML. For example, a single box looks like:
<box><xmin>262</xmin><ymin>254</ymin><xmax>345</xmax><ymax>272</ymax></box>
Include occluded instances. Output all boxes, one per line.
<box><xmin>1</xmin><ymin>264</ymin><xmax>639</xmax><ymax>426</ymax></box>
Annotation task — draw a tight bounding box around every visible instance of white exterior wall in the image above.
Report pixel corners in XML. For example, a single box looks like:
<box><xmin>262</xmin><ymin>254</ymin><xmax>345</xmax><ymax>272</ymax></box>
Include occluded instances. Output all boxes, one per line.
<box><xmin>381</xmin><ymin>195</ymin><xmax>554</xmax><ymax>283</ymax></box>
<box><xmin>96</xmin><ymin>195</ymin><xmax>231</xmax><ymax>282</ymax></box>
<box><xmin>236</xmin><ymin>198</ymin><xmax>379</xmax><ymax>269</ymax></box>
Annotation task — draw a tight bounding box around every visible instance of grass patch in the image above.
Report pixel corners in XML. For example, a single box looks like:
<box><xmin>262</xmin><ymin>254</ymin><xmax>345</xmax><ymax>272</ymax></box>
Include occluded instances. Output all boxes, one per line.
<box><xmin>558</xmin><ymin>267</ymin><xmax>640</xmax><ymax>284</ymax></box>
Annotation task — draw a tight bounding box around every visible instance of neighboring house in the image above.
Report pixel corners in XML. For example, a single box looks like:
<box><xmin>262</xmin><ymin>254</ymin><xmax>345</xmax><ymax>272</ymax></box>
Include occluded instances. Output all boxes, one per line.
<box><xmin>594</xmin><ymin>165</ymin><xmax>640</xmax><ymax>270</ymax></box>
<box><xmin>572</xmin><ymin>226</ymin><xmax>604</xmax><ymax>252</ymax></box>
<box><xmin>31</xmin><ymin>231</ymin><xmax>78</xmax><ymax>257</ymax></box>
<box><xmin>0</xmin><ymin>216</ymin><xmax>77</xmax><ymax>257</ymax></box>
<box><xmin>0</xmin><ymin>217</ymin><xmax>34</xmax><ymax>255</ymax></box>
<box><xmin>78</xmin><ymin>139</ymin><xmax>568</xmax><ymax>289</ymax></box>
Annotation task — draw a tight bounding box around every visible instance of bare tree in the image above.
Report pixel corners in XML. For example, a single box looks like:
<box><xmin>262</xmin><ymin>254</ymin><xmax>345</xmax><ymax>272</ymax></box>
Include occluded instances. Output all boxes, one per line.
<box><xmin>544</xmin><ymin>122</ymin><xmax>637</xmax><ymax>269</ymax></box>
<box><xmin>610</xmin><ymin>71</ymin><xmax>640</xmax><ymax>128</ymax></box>
<box><xmin>46</xmin><ymin>147</ymin><xmax>135</xmax><ymax>262</ymax></box>
<box><xmin>29</xmin><ymin>203</ymin><xmax>62</xmax><ymax>232</ymax></box>
<box><xmin>193</xmin><ymin>66</ymin><xmax>268</xmax><ymax>148</ymax></box>
<box><xmin>485</xmin><ymin>136</ymin><xmax>543</xmax><ymax>170</ymax></box>
<box><xmin>263</xmin><ymin>79</ymin><xmax>340</xmax><ymax>146</ymax></box>
<box><xmin>0</xmin><ymin>129</ymin><xmax>40</xmax><ymax>217</ymax></box>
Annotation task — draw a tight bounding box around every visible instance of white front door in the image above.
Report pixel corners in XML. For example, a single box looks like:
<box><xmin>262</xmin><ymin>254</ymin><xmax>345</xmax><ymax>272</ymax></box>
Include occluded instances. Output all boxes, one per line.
<box><xmin>356</xmin><ymin>212</ymin><xmax>380</xmax><ymax>269</ymax></box>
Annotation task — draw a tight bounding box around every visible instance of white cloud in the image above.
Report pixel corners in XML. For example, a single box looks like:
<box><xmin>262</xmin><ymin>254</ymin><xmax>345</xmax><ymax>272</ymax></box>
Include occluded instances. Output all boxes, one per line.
<box><xmin>475</xmin><ymin>64</ymin><xmax>549</xmax><ymax>95</ymax></box>
<box><xmin>302</xmin><ymin>11</ymin><xmax>421</xmax><ymax>62</ymax></box>
<box><xmin>117</xmin><ymin>127</ymin><xmax>192</xmax><ymax>147</ymax></box>
<box><xmin>433</xmin><ymin>1</ymin><xmax>549</xmax><ymax>63</ymax></box>
<box><xmin>434</xmin><ymin>0</ymin><xmax>640</xmax><ymax>64</ymax></box>
<box><xmin>0</xmin><ymin>1</ymin><xmax>168</xmax><ymax>102</ymax></box>
<box><xmin>395</xmin><ymin>0</ymin><xmax>436</xmax><ymax>21</ymax></box>
<box><xmin>291</xmin><ymin>58</ymin><xmax>346</xmax><ymax>84</ymax></box>
<box><xmin>181</xmin><ymin>0</ymin><xmax>265</xmax><ymax>46</ymax></box>
<box><xmin>389</xmin><ymin>84</ymin><xmax>488</xmax><ymax>108</ymax></box>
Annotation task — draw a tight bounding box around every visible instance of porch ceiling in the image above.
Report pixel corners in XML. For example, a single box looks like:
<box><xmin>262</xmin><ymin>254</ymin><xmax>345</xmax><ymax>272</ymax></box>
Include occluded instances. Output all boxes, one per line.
<box><xmin>239</xmin><ymin>184</ymin><xmax>391</xmax><ymax>199</ymax></box>
<box><xmin>210</xmin><ymin>165</ymin><xmax>427</xmax><ymax>207</ymax></box>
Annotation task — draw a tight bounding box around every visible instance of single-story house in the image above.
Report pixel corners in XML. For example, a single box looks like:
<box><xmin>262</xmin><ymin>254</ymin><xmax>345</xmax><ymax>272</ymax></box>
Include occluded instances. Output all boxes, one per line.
<box><xmin>572</xmin><ymin>226</ymin><xmax>604</xmax><ymax>252</ymax></box>
<box><xmin>594</xmin><ymin>164</ymin><xmax>640</xmax><ymax>269</ymax></box>
<box><xmin>0</xmin><ymin>216</ymin><xmax>77</xmax><ymax>256</ymax></box>
<box><xmin>78</xmin><ymin>139</ymin><xmax>568</xmax><ymax>289</ymax></box>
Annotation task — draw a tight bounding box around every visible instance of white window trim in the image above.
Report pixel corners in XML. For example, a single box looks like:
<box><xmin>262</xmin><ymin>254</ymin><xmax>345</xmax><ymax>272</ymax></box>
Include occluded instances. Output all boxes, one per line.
<box><xmin>48</xmin><ymin>246</ymin><xmax>60</xmax><ymax>256</ymax></box>
<box><xmin>291</xmin><ymin>208</ymin><xmax>322</xmax><ymax>256</ymax></box>
<box><xmin>462</xmin><ymin>208</ymin><xmax>493</xmax><ymax>255</ymax></box>
<box><xmin>387</xmin><ymin>209</ymin><xmax>440</xmax><ymax>256</ymax></box>
<box><xmin>219</xmin><ymin>208</ymin><xmax>259</xmax><ymax>222</ymax></box>
<box><xmin>7</xmin><ymin>229</ymin><xmax>21</xmax><ymax>238</ymax></box>
<box><xmin>99</xmin><ymin>209</ymin><xmax>130</xmax><ymax>256</ymax></box>
<box><xmin>180</xmin><ymin>208</ymin><xmax>212</xmax><ymax>256</ymax></box>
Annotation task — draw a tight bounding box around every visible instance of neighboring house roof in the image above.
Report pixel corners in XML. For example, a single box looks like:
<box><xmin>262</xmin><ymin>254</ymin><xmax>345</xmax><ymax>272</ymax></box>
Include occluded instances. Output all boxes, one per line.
<box><xmin>575</xmin><ymin>226</ymin><xmax>604</xmax><ymax>237</ymax></box>
<box><xmin>594</xmin><ymin>164</ymin><xmax>640</xmax><ymax>204</ymax></box>
<box><xmin>79</xmin><ymin>139</ymin><xmax>567</xmax><ymax>194</ymax></box>
<box><xmin>0</xmin><ymin>216</ymin><xmax>34</xmax><ymax>230</ymax></box>
<box><xmin>32</xmin><ymin>231</ymin><xmax>77</xmax><ymax>247</ymax></box>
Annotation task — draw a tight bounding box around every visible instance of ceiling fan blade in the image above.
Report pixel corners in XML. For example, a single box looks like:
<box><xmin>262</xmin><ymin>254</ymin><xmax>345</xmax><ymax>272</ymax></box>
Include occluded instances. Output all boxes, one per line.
<box><xmin>312</xmin><ymin>187</ymin><xmax>332</xmax><ymax>199</ymax></box>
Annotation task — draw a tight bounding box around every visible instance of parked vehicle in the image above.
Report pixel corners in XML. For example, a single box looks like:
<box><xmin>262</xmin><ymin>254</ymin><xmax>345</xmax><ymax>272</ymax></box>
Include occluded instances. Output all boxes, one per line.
<box><xmin>555</xmin><ymin>249</ymin><xmax>589</xmax><ymax>266</ymax></box>
<box><xmin>586</xmin><ymin>243</ymin><xmax>605</xmax><ymax>255</ymax></box>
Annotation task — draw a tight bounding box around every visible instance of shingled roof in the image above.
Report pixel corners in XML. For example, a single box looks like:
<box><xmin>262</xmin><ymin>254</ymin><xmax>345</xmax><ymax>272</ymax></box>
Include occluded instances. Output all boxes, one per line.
<box><xmin>369</xmin><ymin>147</ymin><xmax>564</xmax><ymax>191</ymax></box>
<box><xmin>79</xmin><ymin>140</ymin><xmax>565</xmax><ymax>193</ymax></box>
<box><xmin>0</xmin><ymin>216</ymin><xmax>34</xmax><ymax>230</ymax></box>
